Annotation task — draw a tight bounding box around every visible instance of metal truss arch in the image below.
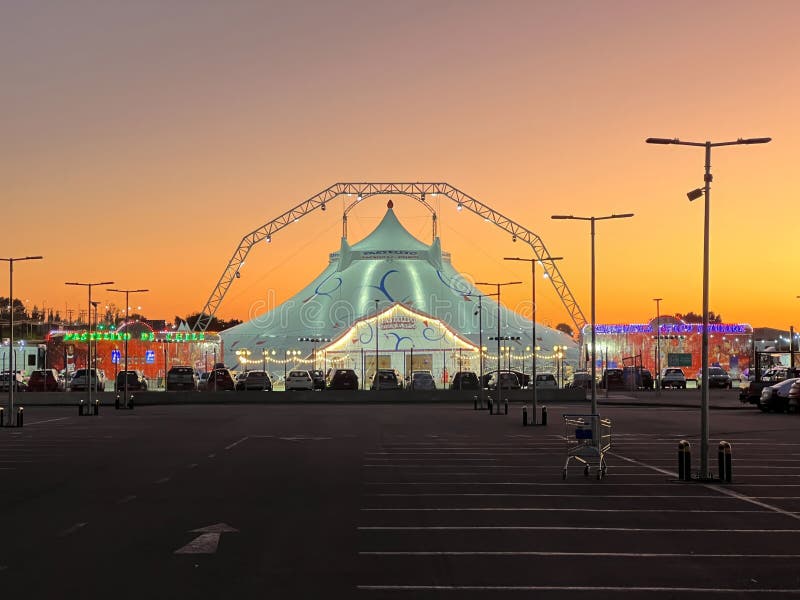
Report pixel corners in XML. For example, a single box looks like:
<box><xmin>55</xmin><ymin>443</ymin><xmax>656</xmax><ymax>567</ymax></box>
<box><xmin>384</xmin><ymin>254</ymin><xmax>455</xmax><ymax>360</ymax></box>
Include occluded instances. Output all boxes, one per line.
<box><xmin>192</xmin><ymin>182</ymin><xmax>587</xmax><ymax>333</ymax></box>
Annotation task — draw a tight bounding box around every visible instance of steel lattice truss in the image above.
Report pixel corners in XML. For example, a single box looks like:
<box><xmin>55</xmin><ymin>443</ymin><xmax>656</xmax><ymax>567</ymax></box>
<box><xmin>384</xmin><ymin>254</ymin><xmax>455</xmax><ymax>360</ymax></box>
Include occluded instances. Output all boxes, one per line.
<box><xmin>192</xmin><ymin>182</ymin><xmax>587</xmax><ymax>332</ymax></box>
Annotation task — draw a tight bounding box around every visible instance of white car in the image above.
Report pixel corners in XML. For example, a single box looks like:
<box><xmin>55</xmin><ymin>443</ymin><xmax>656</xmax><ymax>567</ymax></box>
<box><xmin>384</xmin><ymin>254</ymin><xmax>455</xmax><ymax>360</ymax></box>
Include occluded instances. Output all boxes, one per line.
<box><xmin>759</xmin><ymin>377</ymin><xmax>800</xmax><ymax>413</ymax></box>
<box><xmin>285</xmin><ymin>370</ymin><xmax>313</xmax><ymax>391</ymax></box>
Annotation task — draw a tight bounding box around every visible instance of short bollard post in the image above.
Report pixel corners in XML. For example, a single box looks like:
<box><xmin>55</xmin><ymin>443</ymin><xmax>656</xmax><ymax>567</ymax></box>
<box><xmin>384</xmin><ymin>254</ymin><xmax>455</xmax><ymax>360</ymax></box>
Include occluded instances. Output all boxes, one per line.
<box><xmin>94</xmin><ymin>399</ymin><xmax>100</xmax><ymax>416</ymax></box>
<box><xmin>129</xmin><ymin>394</ymin><xmax>135</xmax><ymax>409</ymax></box>
<box><xmin>541</xmin><ymin>405</ymin><xmax>548</xmax><ymax>426</ymax></box>
<box><xmin>78</xmin><ymin>400</ymin><xmax>84</xmax><ymax>416</ymax></box>
<box><xmin>522</xmin><ymin>405</ymin><xmax>528</xmax><ymax>426</ymax></box>
<box><xmin>473</xmin><ymin>395</ymin><xmax>478</xmax><ymax>410</ymax></box>
<box><xmin>678</xmin><ymin>440</ymin><xmax>692</xmax><ymax>481</ymax></box>
<box><xmin>16</xmin><ymin>407</ymin><xmax>23</xmax><ymax>427</ymax></box>
<box><xmin>0</xmin><ymin>407</ymin><xmax>4</xmax><ymax>427</ymax></box>
<box><xmin>115</xmin><ymin>394</ymin><xmax>120</xmax><ymax>410</ymax></box>
<box><xmin>504</xmin><ymin>398</ymin><xmax>508</xmax><ymax>415</ymax></box>
<box><xmin>718</xmin><ymin>441</ymin><xmax>732</xmax><ymax>483</ymax></box>
<box><xmin>487</xmin><ymin>396</ymin><xmax>493</xmax><ymax>414</ymax></box>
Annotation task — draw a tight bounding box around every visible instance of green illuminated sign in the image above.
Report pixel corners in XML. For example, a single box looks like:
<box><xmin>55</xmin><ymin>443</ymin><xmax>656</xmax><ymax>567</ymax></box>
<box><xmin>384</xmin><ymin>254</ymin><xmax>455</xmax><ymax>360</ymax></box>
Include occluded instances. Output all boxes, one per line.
<box><xmin>64</xmin><ymin>332</ymin><xmax>130</xmax><ymax>342</ymax></box>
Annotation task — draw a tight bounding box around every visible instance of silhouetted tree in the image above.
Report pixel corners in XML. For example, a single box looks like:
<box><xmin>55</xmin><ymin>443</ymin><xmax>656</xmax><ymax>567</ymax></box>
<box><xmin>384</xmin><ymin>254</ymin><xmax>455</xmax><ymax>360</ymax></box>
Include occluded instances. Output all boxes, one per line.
<box><xmin>555</xmin><ymin>323</ymin><xmax>574</xmax><ymax>337</ymax></box>
<box><xmin>680</xmin><ymin>311</ymin><xmax>722</xmax><ymax>324</ymax></box>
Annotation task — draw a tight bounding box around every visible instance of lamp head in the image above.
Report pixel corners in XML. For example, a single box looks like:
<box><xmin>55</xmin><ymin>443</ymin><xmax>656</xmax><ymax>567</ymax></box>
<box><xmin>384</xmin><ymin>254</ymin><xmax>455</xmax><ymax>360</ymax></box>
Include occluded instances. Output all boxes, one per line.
<box><xmin>687</xmin><ymin>188</ymin><xmax>704</xmax><ymax>202</ymax></box>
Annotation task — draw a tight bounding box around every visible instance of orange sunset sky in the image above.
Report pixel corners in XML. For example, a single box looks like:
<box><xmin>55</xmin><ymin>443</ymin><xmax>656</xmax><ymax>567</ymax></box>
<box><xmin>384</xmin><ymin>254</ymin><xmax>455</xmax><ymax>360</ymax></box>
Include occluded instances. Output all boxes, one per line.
<box><xmin>2</xmin><ymin>1</ymin><xmax>799</xmax><ymax>331</ymax></box>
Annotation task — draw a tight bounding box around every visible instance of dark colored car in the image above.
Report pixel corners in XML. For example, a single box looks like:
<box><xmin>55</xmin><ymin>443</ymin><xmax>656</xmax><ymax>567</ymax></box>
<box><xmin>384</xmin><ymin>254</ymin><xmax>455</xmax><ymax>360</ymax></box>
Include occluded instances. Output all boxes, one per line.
<box><xmin>371</xmin><ymin>369</ymin><xmax>401</xmax><ymax>390</ymax></box>
<box><xmin>481</xmin><ymin>370</ymin><xmax>530</xmax><ymax>389</ymax></box>
<box><xmin>116</xmin><ymin>370</ymin><xmax>148</xmax><ymax>392</ymax></box>
<box><xmin>488</xmin><ymin>371</ymin><xmax>520</xmax><ymax>390</ymax></box>
<box><xmin>166</xmin><ymin>366</ymin><xmax>198</xmax><ymax>391</ymax></box>
<box><xmin>622</xmin><ymin>367</ymin><xmax>654</xmax><ymax>390</ymax></box>
<box><xmin>235</xmin><ymin>370</ymin><xmax>272</xmax><ymax>391</ymax></box>
<box><xmin>206</xmin><ymin>368</ymin><xmax>236</xmax><ymax>391</ymax></box>
<box><xmin>599</xmin><ymin>368</ymin><xmax>625</xmax><ymax>390</ymax></box>
<box><xmin>705</xmin><ymin>366</ymin><xmax>732</xmax><ymax>389</ymax></box>
<box><xmin>327</xmin><ymin>368</ymin><xmax>359</xmax><ymax>390</ymax></box>
<box><xmin>450</xmin><ymin>371</ymin><xmax>480</xmax><ymax>390</ymax></box>
<box><xmin>0</xmin><ymin>371</ymin><xmax>27</xmax><ymax>392</ymax></box>
<box><xmin>310</xmin><ymin>369</ymin><xmax>326</xmax><ymax>391</ymax></box>
<box><xmin>26</xmin><ymin>369</ymin><xmax>61</xmax><ymax>392</ymax></box>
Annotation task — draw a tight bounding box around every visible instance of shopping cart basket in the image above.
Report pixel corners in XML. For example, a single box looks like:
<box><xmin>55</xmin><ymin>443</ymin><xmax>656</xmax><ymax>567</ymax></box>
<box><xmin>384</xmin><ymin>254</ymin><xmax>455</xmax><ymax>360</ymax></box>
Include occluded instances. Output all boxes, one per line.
<box><xmin>562</xmin><ymin>414</ymin><xmax>612</xmax><ymax>480</ymax></box>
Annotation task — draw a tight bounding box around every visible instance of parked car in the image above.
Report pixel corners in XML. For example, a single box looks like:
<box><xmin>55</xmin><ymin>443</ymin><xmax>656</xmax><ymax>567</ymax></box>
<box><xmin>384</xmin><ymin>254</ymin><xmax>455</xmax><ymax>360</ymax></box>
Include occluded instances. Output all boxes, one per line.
<box><xmin>488</xmin><ymin>371</ymin><xmax>520</xmax><ymax>390</ymax></box>
<box><xmin>740</xmin><ymin>367</ymin><xmax>799</xmax><ymax>405</ymax></box>
<box><xmin>69</xmin><ymin>368</ymin><xmax>106</xmax><ymax>392</ymax></box>
<box><xmin>26</xmin><ymin>369</ymin><xmax>62</xmax><ymax>392</ymax></box>
<box><xmin>371</xmin><ymin>369</ymin><xmax>401</xmax><ymax>390</ymax></box>
<box><xmin>759</xmin><ymin>377</ymin><xmax>800</xmax><ymax>413</ymax></box>
<box><xmin>660</xmin><ymin>368</ymin><xmax>687</xmax><ymax>389</ymax></box>
<box><xmin>310</xmin><ymin>369</ymin><xmax>326</xmax><ymax>390</ymax></box>
<box><xmin>450</xmin><ymin>371</ymin><xmax>480</xmax><ymax>391</ymax></box>
<box><xmin>285</xmin><ymin>370</ymin><xmax>313</xmax><ymax>391</ymax></box>
<box><xmin>0</xmin><ymin>371</ymin><xmax>27</xmax><ymax>392</ymax></box>
<box><xmin>235</xmin><ymin>370</ymin><xmax>272</xmax><ymax>391</ymax></box>
<box><xmin>599</xmin><ymin>368</ymin><xmax>625</xmax><ymax>390</ymax></box>
<box><xmin>115</xmin><ymin>370</ymin><xmax>148</xmax><ymax>392</ymax></box>
<box><xmin>197</xmin><ymin>371</ymin><xmax>211</xmax><ymax>391</ymax></box>
<box><xmin>206</xmin><ymin>368</ymin><xmax>236</xmax><ymax>391</ymax></box>
<box><xmin>787</xmin><ymin>380</ymin><xmax>800</xmax><ymax>413</ymax></box>
<box><xmin>409</xmin><ymin>371</ymin><xmax>436</xmax><ymax>391</ymax></box>
<box><xmin>699</xmin><ymin>366</ymin><xmax>732</xmax><ymax>389</ymax></box>
<box><xmin>621</xmin><ymin>367</ymin><xmax>654</xmax><ymax>390</ymax></box>
<box><xmin>326</xmin><ymin>368</ymin><xmax>359</xmax><ymax>390</ymax></box>
<box><xmin>166</xmin><ymin>366</ymin><xmax>198</xmax><ymax>391</ymax></box>
<box><xmin>481</xmin><ymin>370</ymin><xmax>530</xmax><ymax>389</ymax></box>
<box><xmin>567</xmin><ymin>371</ymin><xmax>593</xmax><ymax>389</ymax></box>
<box><xmin>535</xmin><ymin>373</ymin><xmax>558</xmax><ymax>388</ymax></box>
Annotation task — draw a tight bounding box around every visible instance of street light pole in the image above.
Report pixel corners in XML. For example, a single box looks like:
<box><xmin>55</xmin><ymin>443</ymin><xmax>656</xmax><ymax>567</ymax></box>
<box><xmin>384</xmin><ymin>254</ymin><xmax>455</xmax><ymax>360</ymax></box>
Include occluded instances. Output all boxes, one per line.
<box><xmin>505</xmin><ymin>256</ymin><xmax>563</xmax><ymax>424</ymax></box>
<box><xmin>107</xmin><ymin>288</ymin><xmax>148</xmax><ymax>404</ymax></box>
<box><xmin>475</xmin><ymin>281</ymin><xmax>522</xmax><ymax>390</ymax></box>
<box><xmin>66</xmin><ymin>280</ymin><xmax>114</xmax><ymax>411</ymax></box>
<box><xmin>653</xmin><ymin>298</ymin><xmax>663</xmax><ymax>396</ymax></box>
<box><xmin>2</xmin><ymin>256</ymin><xmax>43</xmax><ymax>424</ymax></box>
<box><xmin>551</xmin><ymin>214</ymin><xmax>634</xmax><ymax>415</ymax></box>
<box><xmin>647</xmin><ymin>135</ymin><xmax>770</xmax><ymax>479</ymax></box>
<box><xmin>374</xmin><ymin>299</ymin><xmax>380</xmax><ymax>390</ymax></box>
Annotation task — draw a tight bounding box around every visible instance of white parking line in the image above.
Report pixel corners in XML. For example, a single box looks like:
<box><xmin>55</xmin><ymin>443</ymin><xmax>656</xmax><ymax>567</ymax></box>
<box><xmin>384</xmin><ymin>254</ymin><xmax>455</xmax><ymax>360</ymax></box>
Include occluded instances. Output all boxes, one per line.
<box><xmin>362</xmin><ymin>508</ymin><xmax>768</xmax><ymax>513</ymax></box>
<box><xmin>58</xmin><ymin>522</ymin><xmax>87</xmax><ymax>537</ymax></box>
<box><xmin>361</xmin><ymin>551</ymin><xmax>800</xmax><ymax>558</ymax></box>
<box><xmin>358</xmin><ymin>526</ymin><xmax>800</xmax><ymax>532</ymax></box>
<box><xmin>357</xmin><ymin>585</ymin><xmax>800</xmax><ymax>593</ymax></box>
<box><xmin>367</xmin><ymin>493</ymin><xmax>741</xmax><ymax>498</ymax></box>
<box><xmin>224</xmin><ymin>436</ymin><xmax>249</xmax><ymax>451</ymax></box>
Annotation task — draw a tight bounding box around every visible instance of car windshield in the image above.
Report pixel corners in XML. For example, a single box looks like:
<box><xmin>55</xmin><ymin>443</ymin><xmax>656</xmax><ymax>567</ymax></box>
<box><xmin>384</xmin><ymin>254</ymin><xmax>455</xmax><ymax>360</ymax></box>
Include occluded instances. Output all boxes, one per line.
<box><xmin>289</xmin><ymin>371</ymin><xmax>307</xmax><ymax>377</ymax></box>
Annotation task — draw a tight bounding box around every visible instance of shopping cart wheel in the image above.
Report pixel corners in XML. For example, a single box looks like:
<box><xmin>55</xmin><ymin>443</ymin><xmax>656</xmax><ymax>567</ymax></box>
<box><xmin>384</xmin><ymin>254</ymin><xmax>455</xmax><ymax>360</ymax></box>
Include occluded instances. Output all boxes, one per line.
<box><xmin>562</xmin><ymin>468</ymin><xmax>567</xmax><ymax>480</ymax></box>
<box><xmin>583</xmin><ymin>466</ymin><xmax>590</xmax><ymax>477</ymax></box>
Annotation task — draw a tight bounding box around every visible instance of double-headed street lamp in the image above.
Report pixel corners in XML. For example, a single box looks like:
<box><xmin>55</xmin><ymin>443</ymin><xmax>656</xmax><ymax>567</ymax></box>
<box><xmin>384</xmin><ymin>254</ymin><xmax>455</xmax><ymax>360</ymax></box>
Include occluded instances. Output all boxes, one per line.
<box><xmin>551</xmin><ymin>214</ymin><xmax>634</xmax><ymax>415</ymax></box>
<box><xmin>107</xmin><ymin>288</ymin><xmax>148</xmax><ymax>404</ymax></box>
<box><xmin>66</xmin><ymin>281</ymin><xmax>114</xmax><ymax>411</ymax></box>
<box><xmin>466</xmin><ymin>292</ymin><xmax>498</xmax><ymax>402</ymax></box>
<box><xmin>2</xmin><ymin>256</ymin><xmax>43</xmax><ymax>424</ymax></box>
<box><xmin>298</xmin><ymin>337</ymin><xmax>331</xmax><ymax>371</ymax></box>
<box><xmin>505</xmin><ymin>256</ymin><xmax>563</xmax><ymax>424</ymax></box>
<box><xmin>475</xmin><ymin>281</ymin><xmax>522</xmax><ymax>390</ymax></box>
<box><xmin>647</xmin><ymin>135</ymin><xmax>770</xmax><ymax>479</ymax></box>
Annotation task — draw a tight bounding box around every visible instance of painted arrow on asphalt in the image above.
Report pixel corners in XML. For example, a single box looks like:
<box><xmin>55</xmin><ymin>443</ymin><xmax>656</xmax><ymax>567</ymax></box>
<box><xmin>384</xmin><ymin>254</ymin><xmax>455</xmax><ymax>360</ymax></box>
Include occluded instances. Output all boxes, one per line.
<box><xmin>279</xmin><ymin>436</ymin><xmax>332</xmax><ymax>442</ymax></box>
<box><xmin>174</xmin><ymin>523</ymin><xmax>238</xmax><ymax>554</ymax></box>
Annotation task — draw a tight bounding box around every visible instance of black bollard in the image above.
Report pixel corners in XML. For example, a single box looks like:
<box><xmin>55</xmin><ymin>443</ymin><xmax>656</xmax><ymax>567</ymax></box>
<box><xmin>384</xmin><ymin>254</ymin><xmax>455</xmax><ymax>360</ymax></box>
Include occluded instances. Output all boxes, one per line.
<box><xmin>115</xmin><ymin>394</ymin><xmax>120</xmax><ymax>410</ymax></box>
<box><xmin>473</xmin><ymin>395</ymin><xmax>478</xmax><ymax>410</ymax></box>
<box><xmin>128</xmin><ymin>394</ymin><xmax>135</xmax><ymax>409</ymax></box>
<box><xmin>487</xmin><ymin>396</ymin><xmax>493</xmax><ymax>414</ymax></box>
<box><xmin>94</xmin><ymin>399</ymin><xmax>99</xmax><ymax>416</ymax></box>
<box><xmin>16</xmin><ymin>407</ymin><xmax>23</xmax><ymax>427</ymax></box>
<box><xmin>522</xmin><ymin>404</ymin><xmax>528</xmax><ymax>426</ymax></box>
<box><xmin>541</xmin><ymin>405</ymin><xmax>548</xmax><ymax>426</ymax></box>
<box><xmin>0</xmin><ymin>406</ymin><xmax>4</xmax><ymax>427</ymax></box>
<box><xmin>678</xmin><ymin>439</ymin><xmax>692</xmax><ymax>481</ymax></box>
<box><xmin>78</xmin><ymin>400</ymin><xmax>84</xmax><ymax>416</ymax></box>
<box><xmin>504</xmin><ymin>398</ymin><xmax>508</xmax><ymax>415</ymax></box>
<box><xmin>718</xmin><ymin>441</ymin><xmax>732</xmax><ymax>483</ymax></box>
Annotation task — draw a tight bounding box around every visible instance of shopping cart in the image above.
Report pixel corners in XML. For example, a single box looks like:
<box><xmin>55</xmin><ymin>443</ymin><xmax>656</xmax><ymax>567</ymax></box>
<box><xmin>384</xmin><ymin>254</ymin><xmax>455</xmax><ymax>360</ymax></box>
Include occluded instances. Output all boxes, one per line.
<box><xmin>562</xmin><ymin>414</ymin><xmax>612</xmax><ymax>480</ymax></box>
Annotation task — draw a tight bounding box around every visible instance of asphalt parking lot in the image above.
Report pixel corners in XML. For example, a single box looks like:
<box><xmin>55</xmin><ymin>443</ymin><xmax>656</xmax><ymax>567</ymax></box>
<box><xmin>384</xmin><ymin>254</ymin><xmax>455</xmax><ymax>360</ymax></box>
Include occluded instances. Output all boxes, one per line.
<box><xmin>1</xmin><ymin>394</ymin><xmax>799</xmax><ymax>599</ymax></box>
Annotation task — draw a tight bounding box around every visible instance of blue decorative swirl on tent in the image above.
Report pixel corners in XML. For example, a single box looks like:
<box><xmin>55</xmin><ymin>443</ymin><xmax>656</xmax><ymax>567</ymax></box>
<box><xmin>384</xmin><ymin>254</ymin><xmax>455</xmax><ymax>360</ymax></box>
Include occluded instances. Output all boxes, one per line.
<box><xmin>359</xmin><ymin>322</ymin><xmax>374</xmax><ymax>344</ymax></box>
<box><xmin>436</xmin><ymin>270</ymin><xmax>472</xmax><ymax>295</ymax></box>
<box><xmin>303</xmin><ymin>272</ymin><xmax>343</xmax><ymax>303</ymax></box>
<box><xmin>386</xmin><ymin>332</ymin><xmax>413</xmax><ymax>350</ymax></box>
<box><xmin>368</xmin><ymin>269</ymin><xmax>400</xmax><ymax>302</ymax></box>
<box><xmin>422</xmin><ymin>324</ymin><xmax>445</xmax><ymax>342</ymax></box>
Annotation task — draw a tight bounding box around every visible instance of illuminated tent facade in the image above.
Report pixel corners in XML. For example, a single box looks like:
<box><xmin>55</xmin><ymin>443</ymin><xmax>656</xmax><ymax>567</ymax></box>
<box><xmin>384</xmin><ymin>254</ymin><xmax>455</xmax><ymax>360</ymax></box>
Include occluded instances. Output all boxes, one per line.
<box><xmin>221</xmin><ymin>203</ymin><xmax>576</xmax><ymax>383</ymax></box>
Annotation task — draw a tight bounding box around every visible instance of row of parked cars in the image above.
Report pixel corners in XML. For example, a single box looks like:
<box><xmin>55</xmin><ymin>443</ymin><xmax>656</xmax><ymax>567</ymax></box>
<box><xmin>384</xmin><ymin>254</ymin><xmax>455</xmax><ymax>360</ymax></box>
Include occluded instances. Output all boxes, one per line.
<box><xmin>738</xmin><ymin>366</ymin><xmax>800</xmax><ymax>413</ymax></box>
<box><xmin>572</xmin><ymin>366</ymin><xmax>735</xmax><ymax>391</ymax></box>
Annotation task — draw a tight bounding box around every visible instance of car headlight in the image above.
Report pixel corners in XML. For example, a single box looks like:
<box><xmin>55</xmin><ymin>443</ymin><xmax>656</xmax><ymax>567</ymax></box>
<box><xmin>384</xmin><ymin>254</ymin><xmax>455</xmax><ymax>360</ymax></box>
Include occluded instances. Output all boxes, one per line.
<box><xmin>760</xmin><ymin>388</ymin><xmax>772</xmax><ymax>401</ymax></box>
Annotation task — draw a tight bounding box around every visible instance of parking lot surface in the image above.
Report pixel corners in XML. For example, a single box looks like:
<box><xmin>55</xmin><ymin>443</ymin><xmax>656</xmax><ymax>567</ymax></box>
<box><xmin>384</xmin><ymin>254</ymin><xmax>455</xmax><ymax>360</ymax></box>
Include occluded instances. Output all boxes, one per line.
<box><xmin>1</xmin><ymin>399</ymin><xmax>799</xmax><ymax>599</ymax></box>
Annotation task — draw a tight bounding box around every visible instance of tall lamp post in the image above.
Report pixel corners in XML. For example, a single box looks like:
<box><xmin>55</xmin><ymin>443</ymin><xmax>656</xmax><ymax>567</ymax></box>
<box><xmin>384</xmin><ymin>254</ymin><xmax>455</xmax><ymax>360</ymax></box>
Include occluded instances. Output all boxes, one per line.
<box><xmin>505</xmin><ymin>256</ymin><xmax>563</xmax><ymax>424</ymax></box>
<box><xmin>466</xmin><ymin>292</ymin><xmax>498</xmax><ymax>403</ymax></box>
<box><xmin>551</xmin><ymin>213</ymin><xmax>634</xmax><ymax>415</ymax></box>
<box><xmin>107</xmin><ymin>288</ymin><xmax>148</xmax><ymax>404</ymax></box>
<box><xmin>373</xmin><ymin>299</ymin><xmax>381</xmax><ymax>390</ymax></box>
<box><xmin>475</xmin><ymin>281</ymin><xmax>522</xmax><ymax>390</ymax></box>
<box><xmin>646</xmin><ymin>135</ymin><xmax>770</xmax><ymax>479</ymax></box>
<box><xmin>2</xmin><ymin>256</ymin><xmax>43</xmax><ymax>424</ymax></box>
<box><xmin>653</xmin><ymin>298</ymin><xmax>663</xmax><ymax>395</ymax></box>
<box><xmin>66</xmin><ymin>281</ymin><xmax>114</xmax><ymax>411</ymax></box>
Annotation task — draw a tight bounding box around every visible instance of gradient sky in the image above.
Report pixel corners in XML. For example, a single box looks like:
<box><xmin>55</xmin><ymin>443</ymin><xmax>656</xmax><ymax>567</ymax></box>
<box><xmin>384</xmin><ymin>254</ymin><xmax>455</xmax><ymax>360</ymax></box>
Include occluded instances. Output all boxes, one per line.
<box><xmin>2</xmin><ymin>0</ymin><xmax>798</xmax><ymax>331</ymax></box>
